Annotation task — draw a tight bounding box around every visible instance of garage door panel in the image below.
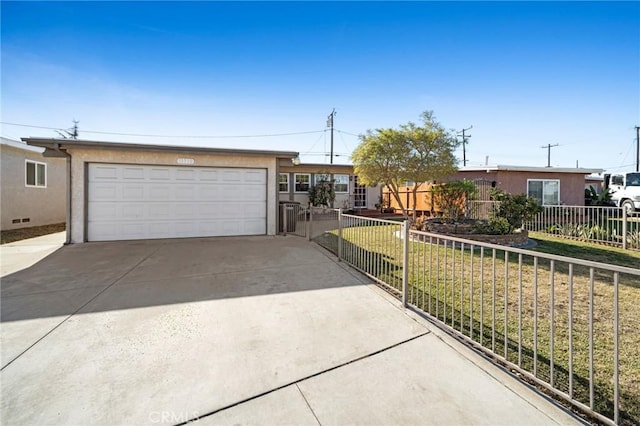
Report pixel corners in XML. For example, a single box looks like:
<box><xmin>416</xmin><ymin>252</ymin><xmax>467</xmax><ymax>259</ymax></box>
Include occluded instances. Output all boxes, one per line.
<box><xmin>245</xmin><ymin>170</ymin><xmax>267</xmax><ymax>183</ymax></box>
<box><xmin>174</xmin><ymin>169</ymin><xmax>195</xmax><ymax>181</ymax></box>
<box><xmin>146</xmin><ymin>186</ymin><xmax>169</xmax><ymax>200</ymax></box>
<box><xmin>149</xmin><ymin>168</ymin><xmax>170</xmax><ymax>180</ymax></box>
<box><xmin>122</xmin><ymin>185</ymin><xmax>145</xmax><ymax>200</ymax></box>
<box><xmin>122</xmin><ymin>167</ymin><xmax>145</xmax><ymax>180</ymax></box>
<box><xmin>90</xmin><ymin>184</ymin><xmax>118</xmax><ymax>201</ymax></box>
<box><xmin>88</xmin><ymin>164</ymin><xmax>267</xmax><ymax>241</ymax></box>
<box><xmin>90</xmin><ymin>165</ymin><xmax>119</xmax><ymax>180</ymax></box>
<box><xmin>198</xmin><ymin>170</ymin><xmax>219</xmax><ymax>181</ymax></box>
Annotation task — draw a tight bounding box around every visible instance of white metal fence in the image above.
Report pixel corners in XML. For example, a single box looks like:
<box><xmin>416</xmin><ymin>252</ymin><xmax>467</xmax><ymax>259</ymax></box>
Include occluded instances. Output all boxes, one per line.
<box><xmin>525</xmin><ymin>206</ymin><xmax>640</xmax><ymax>250</ymax></box>
<box><xmin>466</xmin><ymin>202</ymin><xmax>640</xmax><ymax>251</ymax></box>
<box><xmin>313</xmin><ymin>211</ymin><xmax>640</xmax><ymax>426</ymax></box>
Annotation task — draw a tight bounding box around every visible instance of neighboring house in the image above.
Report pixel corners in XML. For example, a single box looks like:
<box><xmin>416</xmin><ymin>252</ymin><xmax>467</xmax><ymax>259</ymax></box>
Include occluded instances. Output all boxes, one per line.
<box><xmin>585</xmin><ymin>175</ymin><xmax>604</xmax><ymax>193</ymax></box>
<box><xmin>277</xmin><ymin>161</ymin><xmax>380</xmax><ymax>210</ymax></box>
<box><xmin>446</xmin><ymin>165</ymin><xmax>603</xmax><ymax>206</ymax></box>
<box><xmin>24</xmin><ymin>138</ymin><xmax>297</xmax><ymax>243</ymax></box>
<box><xmin>0</xmin><ymin>137</ymin><xmax>66</xmax><ymax>231</ymax></box>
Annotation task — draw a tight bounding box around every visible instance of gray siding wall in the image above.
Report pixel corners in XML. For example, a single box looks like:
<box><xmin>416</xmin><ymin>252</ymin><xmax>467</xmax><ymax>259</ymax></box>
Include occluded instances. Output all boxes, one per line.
<box><xmin>1</xmin><ymin>145</ymin><xmax>66</xmax><ymax>230</ymax></box>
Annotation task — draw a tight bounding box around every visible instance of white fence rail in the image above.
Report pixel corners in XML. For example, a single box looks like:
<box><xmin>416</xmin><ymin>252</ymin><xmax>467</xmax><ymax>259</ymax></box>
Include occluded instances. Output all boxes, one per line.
<box><xmin>525</xmin><ymin>206</ymin><xmax>640</xmax><ymax>250</ymax></box>
<box><xmin>312</xmin><ymin>211</ymin><xmax>640</xmax><ymax>425</ymax></box>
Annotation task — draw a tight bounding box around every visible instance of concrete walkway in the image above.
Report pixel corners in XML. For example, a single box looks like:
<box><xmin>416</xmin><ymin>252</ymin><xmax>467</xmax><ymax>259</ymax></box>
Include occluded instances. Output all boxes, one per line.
<box><xmin>0</xmin><ymin>235</ymin><xmax>582</xmax><ymax>425</ymax></box>
<box><xmin>0</xmin><ymin>231</ymin><xmax>66</xmax><ymax>277</ymax></box>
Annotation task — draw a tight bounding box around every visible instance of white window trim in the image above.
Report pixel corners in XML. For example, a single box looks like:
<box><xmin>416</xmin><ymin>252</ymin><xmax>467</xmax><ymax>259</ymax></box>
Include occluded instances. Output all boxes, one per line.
<box><xmin>334</xmin><ymin>174</ymin><xmax>350</xmax><ymax>193</ymax></box>
<box><xmin>25</xmin><ymin>160</ymin><xmax>47</xmax><ymax>188</ymax></box>
<box><xmin>294</xmin><ymin>173</ymin><xmax>311</xmax><ymax>193</ymax></box>
<box><xmin>527</xmin><ymin>178</ymin><xmax>560</xmax><ymax>206</ymax></box>
<box><xmin>279</xmin><ymin>173</ymin><xmax>289</xmax><ymax>193</ymax></box>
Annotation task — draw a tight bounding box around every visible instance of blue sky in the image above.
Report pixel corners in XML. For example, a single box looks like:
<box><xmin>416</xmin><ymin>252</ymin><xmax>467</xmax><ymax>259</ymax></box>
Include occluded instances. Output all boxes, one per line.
<box><xmin>2</xmin><ymin>1</ymin><xmax>638</xmax><ymax>172</ymax></box>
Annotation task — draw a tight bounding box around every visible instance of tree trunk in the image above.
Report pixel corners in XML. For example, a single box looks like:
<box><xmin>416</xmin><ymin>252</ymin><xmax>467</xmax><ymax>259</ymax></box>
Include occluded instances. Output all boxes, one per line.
<box><xmin>411</xmin><ymin>183</ymin><xmax>423</xmax><ymax>221</ymax></box>
<box><xmin>388</xmin><ymin>182</ymin><xmax>408</xmax><ymax>218</ymax></box>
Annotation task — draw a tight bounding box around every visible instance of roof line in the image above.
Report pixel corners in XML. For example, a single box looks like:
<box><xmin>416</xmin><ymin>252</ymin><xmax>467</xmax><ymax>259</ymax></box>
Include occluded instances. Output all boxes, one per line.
<box><xmin>22</xmin><ymin>138</ymin><xmax>299</xmax><ymax>158</ymax></box>
<box><xmin>459</xmin><ymin>164</ymin><xmax>603</xmax><ymax>174</ymax></box>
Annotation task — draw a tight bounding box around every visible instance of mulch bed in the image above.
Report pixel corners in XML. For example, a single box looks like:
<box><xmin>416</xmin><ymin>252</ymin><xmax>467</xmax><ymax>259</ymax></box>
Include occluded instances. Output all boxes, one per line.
<box><xmin>1</xmin><ymin>223</ymin><xmax>66</xmax><ymax>245</ymax></box>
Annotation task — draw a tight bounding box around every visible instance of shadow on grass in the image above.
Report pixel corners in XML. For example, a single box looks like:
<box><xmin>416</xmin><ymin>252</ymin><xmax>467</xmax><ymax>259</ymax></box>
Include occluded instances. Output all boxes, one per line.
<box><xmin>314</xmin><ymin>232</ymin><xmax>403</xmax><ymax>293</ymax></box>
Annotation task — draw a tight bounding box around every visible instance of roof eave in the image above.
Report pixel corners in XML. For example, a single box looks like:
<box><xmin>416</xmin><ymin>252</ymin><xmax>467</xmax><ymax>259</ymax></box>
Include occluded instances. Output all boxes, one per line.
<box><xmin>22</xmin><ymin>138</ymin><xmax>299</xmax><ymax>159</ymax></box>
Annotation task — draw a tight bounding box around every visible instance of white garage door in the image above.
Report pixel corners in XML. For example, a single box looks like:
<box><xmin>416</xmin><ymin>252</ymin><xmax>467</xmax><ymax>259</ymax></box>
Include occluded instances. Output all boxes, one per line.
<box><xmin>88</xmin><ymin>163</ymin><xmax>267</xmax><ymax>241</ymax></box>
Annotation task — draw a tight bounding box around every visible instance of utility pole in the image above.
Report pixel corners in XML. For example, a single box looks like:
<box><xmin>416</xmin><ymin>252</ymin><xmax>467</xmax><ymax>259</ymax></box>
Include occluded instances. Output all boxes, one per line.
<box><xmin>635</xmin><ymin>126</ymin><xmax>639</xmax><ymax>172</ymax></box>
<box><xmin>541</xmin><ymin>143</ymin><xmax>559</xmax><ymax>167</ymax></box>
<box><xmin>327</xmin><ymin>108</ymin><xmax>336</xmax><ymax>164</ymax></box>
<box><xmin>457</xmin><ymin>126</ymin><xmax>472</xmax><ymax>167</ymax></box>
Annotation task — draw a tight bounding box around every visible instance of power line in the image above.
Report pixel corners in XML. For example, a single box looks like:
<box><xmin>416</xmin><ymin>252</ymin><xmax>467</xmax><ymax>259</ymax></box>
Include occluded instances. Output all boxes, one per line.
<box><xmin>335</xmin><ymin>129</ymin><xmax>360</xmax><ymax>137</ymax></box>
<box><xmin>301</xmin><ymin>130</ymin><xmax>329</xmax><ymax>155</ymax></box>
<box><xmin>0</xmin><ymin>121</ymin><xmax>326</xmax><ymax>139</ymax></box>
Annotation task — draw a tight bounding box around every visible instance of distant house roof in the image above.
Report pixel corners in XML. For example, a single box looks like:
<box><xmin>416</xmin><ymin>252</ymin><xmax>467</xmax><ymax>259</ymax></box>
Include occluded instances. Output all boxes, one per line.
<box><xmin>1</xmin><ymin>137</ymin><xmax>45</xmax><ymax>153</ymax></box>
<box><xmin>458</xmin><ymin>165</ymin><xmax>603</xmax><ymax>174</ymax></box>
<box><xmin>22</xmin><ymin>138</ymin><xmax>299</xmax><ymax>159</ymax></box>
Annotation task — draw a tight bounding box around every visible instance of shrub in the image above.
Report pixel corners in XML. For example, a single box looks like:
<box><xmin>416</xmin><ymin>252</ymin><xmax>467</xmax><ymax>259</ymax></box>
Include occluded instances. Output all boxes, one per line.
<box><xmin>490</xmin><ymin>189</ymin><xmax>543</xmax><ymax>233</ymax></box>
<box><xmin>474</xmin><ymin>217</ymin><xmax>511</xmax><ymax>235</ymax></box>
<box><xmin>627</xmin><ymin>231</ymin><xmax>640</xmax><ymax>249</ymax></box>
<box><xmin>308</xmin><ymin>180</ymin><xmax>335</xmax><ymax>207</ymax></box>
<box><xmin>432</xmin><ymin>180</ymin><xmax>477</xmax><ymax>222</ymax></box>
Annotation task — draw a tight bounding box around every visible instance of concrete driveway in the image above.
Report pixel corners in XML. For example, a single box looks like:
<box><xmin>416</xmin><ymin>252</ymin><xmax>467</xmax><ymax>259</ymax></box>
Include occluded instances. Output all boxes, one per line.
<box><xmin>0</xmin><ymin>235</ymin><xmax>581</xmax><ymax>425</ymax></box>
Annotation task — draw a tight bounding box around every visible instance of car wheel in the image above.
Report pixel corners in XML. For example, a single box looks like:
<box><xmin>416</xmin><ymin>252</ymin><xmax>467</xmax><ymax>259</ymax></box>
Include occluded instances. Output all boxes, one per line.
<box><xmin>622</xmin><ymin>200</ymin><xmax>635</xmax><ymax>215</ymax></box>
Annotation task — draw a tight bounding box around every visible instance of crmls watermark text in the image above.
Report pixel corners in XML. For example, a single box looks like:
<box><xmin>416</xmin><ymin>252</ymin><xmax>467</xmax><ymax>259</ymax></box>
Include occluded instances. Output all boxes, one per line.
<box><xmin>149</xmin><ymin>411</ymin><xmax>198</xmax><ymax>423</ymax></box>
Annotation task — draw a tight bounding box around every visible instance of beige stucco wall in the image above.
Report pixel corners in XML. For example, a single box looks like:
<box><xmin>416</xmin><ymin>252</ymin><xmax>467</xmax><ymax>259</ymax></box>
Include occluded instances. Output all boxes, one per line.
<box><xmin>0</xmin><ymin>144</ymin><xmax>66</xmax><ymax>230</ymax></box>
<box><xmin>66</xmin><ymin>147</ymin><xmax>280</xmax><ymax>243</ymax></box>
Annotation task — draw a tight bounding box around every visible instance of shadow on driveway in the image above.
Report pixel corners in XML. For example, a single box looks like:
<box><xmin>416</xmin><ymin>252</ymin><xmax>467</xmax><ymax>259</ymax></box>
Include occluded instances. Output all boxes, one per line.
<box><xmin>1</xmin><ymin>235</ymin><xmax>366</xmax><ymax>322</ymax></box>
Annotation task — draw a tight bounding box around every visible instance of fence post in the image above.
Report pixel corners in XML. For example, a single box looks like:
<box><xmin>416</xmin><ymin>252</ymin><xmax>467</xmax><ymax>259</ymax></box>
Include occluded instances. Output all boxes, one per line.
<box><xmin>622</xmin><ymin>207</ymin><xmax>627</xmax><ymax>250</ymax></box>
<box><xmin>402</xmin><ymin>219</ymin><xmax>410</xmax><ymax>307</ymax></box>
<box><xmin>337</xmin><ymin>208</ymin><xmax>343</xmax><ymax>262</ymax></box>
<box><xmin>307</xmin><ymin>206</ymin><xmax>313</xmax><ymax>241</ymax></box>
<box><xmin>282</xmin><ymin>204</ymin><xmax>288</xmax><ymax>235</ymax></box>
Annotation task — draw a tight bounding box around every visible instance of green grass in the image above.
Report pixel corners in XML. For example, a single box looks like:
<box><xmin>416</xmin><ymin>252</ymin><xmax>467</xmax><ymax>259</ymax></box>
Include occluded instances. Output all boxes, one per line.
<box><xmin>315</xmin><ymin>226</ymin><xmax>640</xmax><ymax>425</ymax></box>
<box><xmin>530</xmin><ymin>232</ymin><xmax>640</xmax><ymax>274</ymax></box>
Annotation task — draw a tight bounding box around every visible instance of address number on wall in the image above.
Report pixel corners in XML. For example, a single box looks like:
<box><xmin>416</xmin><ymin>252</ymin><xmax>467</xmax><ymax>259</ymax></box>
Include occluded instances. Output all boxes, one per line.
<box><xmin>177</xmin><ymin>158</ymin><xmax>195</xmax><ymax>165</ymax></box>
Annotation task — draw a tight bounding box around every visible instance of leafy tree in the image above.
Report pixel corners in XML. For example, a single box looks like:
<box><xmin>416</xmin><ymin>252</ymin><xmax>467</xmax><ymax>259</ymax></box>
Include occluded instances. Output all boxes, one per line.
<box><xmin>351</xmin><ymin>111</ymin><xmax>460</xmax><ymax>218</ymax></box>
<box><xmin>585</xmin><ymin>185</ymin><xmax>613</xmax><ymax>206</ymax></box>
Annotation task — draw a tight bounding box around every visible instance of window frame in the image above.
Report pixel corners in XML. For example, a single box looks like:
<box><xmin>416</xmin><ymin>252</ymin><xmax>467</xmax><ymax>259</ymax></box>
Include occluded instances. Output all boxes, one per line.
<box><xmin>334</xmin><ymin>174</ymin><xmax>349</xmax><ymax>193</ymax></box>
<box><xmin>527</xmin><ymin>178</ymin><xmax>560</xmax><ymax>206</ymax></box>
<box><xmin>294</xmin><ymin>173</ymin><xmax>311</xmax><ymax>193</ymax></box>
<box><xmin>279</xmin><ymin>173</ymin><xmax>289</xmax><ymax>193</ymax></box>
<box><xmin>25</xmin><ymin>160</ymin><xmax>47</xmax><ymax>188</ymax></box>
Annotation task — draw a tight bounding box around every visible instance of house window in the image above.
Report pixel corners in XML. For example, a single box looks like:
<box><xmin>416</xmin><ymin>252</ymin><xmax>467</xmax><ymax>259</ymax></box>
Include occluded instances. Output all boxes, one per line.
<box><xmin>25</xmin><ymin>160</ymin><xmax>46</xmax><ymax>188</ymax></box>
<box><xmin>279</xmin><ymin>173</ymin><xmax>289</xmax><ymax>192</ymax></box>
<box><xmin>527</xmin><ymin>179</ymin><xmax>560</xmax><ymax>205</ymax></box>
<box><xmin>334</xmin><ymin>174</ymin><xmax>349</xmax><ymax>193</ymax></box>
<box><xmin>294</xmin><ymin>173</ymin><xmax>311</xmax><ymax>193</ymax></box>
<box><xmin>314</xmin><ymin>173</ymin><xmax>330</xmax><ymax>185</ymax></box>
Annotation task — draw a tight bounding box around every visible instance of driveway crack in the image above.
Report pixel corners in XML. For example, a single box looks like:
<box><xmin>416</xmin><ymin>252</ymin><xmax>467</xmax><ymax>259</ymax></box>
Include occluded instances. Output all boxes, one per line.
<box><xmin>296</xmin><ymin>383</ymin><xmax>322</xmax><ymax>426</ymax></box>
<box><xmin>175</xmin><ymin>332</ymin><xmax>430</xmax><ymax>425</ymax></box>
